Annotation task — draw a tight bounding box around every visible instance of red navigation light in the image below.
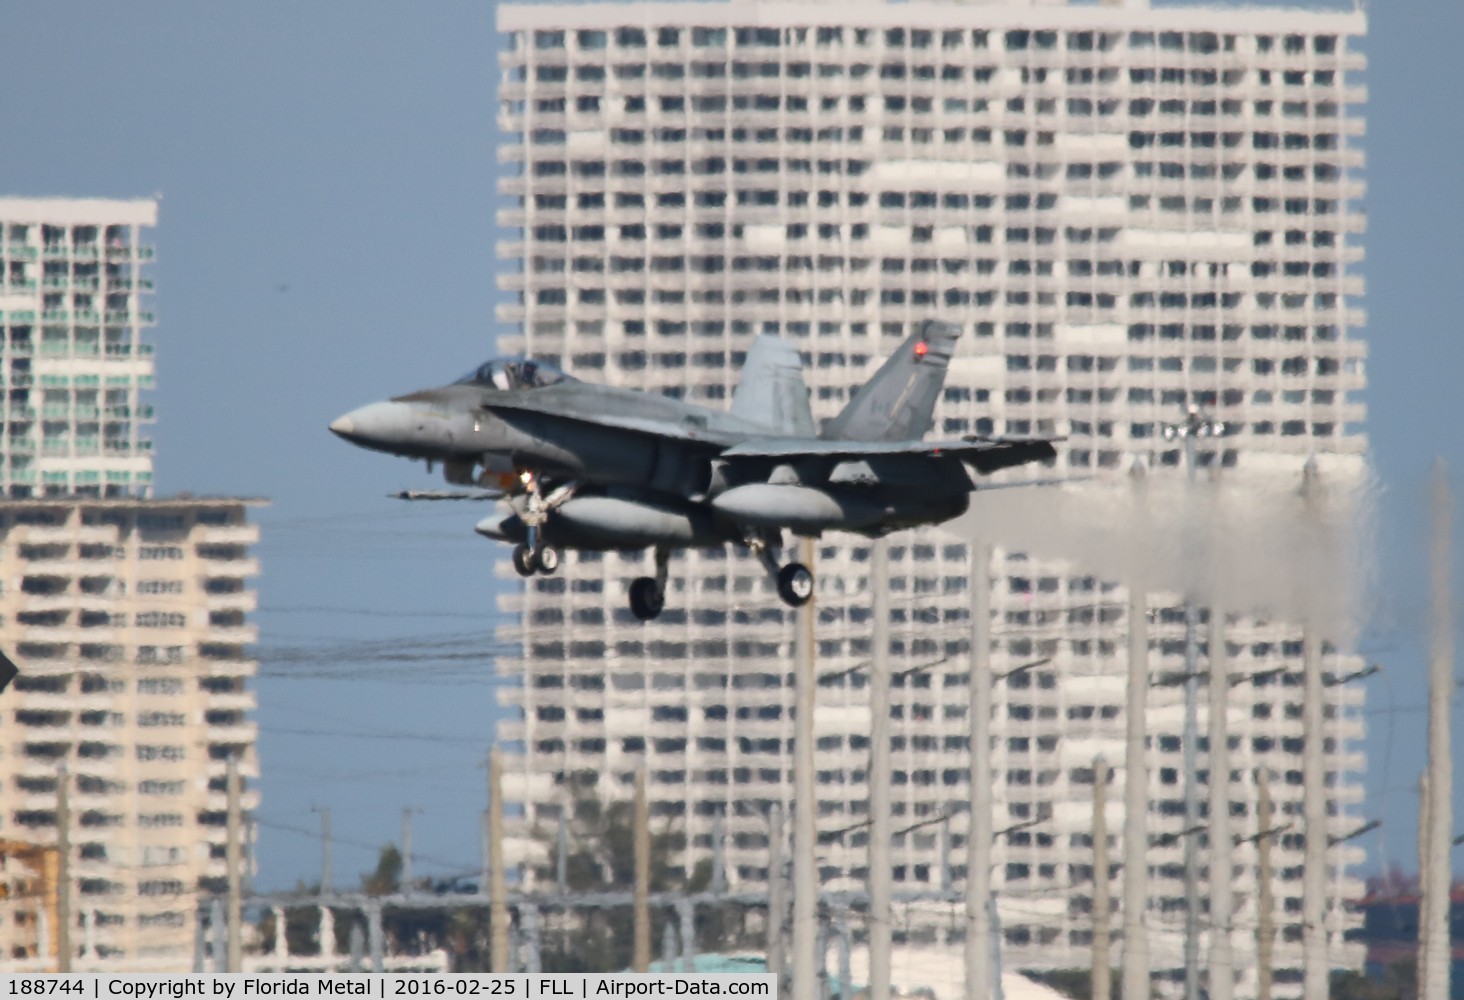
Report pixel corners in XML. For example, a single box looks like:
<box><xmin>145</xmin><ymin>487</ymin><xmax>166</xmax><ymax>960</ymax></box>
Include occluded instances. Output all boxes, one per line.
<box><xmin>914</xmin><ymin>341</ymin><xmax>929</xmax><ymax>358</ymax></box>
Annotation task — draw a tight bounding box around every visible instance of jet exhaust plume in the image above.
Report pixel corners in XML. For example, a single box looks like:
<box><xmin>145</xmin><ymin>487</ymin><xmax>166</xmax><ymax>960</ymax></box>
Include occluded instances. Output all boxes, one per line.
<box><xmin>947</xmin><ymin>457</ymin><xmax>1375</xmax><ymax>645</ymax></box>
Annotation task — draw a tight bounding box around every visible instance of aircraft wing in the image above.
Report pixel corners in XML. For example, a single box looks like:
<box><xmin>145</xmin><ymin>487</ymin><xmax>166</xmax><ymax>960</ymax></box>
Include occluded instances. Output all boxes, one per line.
<box><xmin>480</xmin><ymin>399</ymin><xmax>746</xmax><ymax>447</ymax></box>
<box><xmin>721</xmin><ymin>435</ymin><xmax>1058</xmax><ymax>473</ymax></box>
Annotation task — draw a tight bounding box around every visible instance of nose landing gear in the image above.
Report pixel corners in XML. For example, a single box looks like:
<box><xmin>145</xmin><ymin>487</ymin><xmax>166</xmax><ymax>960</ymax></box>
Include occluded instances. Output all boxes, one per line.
<box><xmin>512</xmin><ymin>542</ymin><xmax>561</xmax><ymax>577</ymax></box>
<box><xmin>511</xmin><ymin>472</ymin><xmax>573</xmax><ymax>577</ymax></box>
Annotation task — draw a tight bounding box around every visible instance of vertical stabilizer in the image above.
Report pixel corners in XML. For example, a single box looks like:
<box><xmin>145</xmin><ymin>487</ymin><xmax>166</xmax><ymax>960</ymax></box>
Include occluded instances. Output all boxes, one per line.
<box><xmin>729</xmin><ymin>335</ymin><xmax>816</xmax><ymax>436</ymax></box>
<box><xmin>823</xmin><ymin>319</ymin><xmax>960</xmax><ymax>442</ymax></box>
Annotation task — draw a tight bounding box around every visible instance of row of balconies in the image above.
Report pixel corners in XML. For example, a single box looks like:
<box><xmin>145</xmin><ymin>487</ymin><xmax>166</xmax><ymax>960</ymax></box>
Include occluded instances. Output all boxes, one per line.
<box><xmin>22</xmin><ymin>274</ymin><xmax>153</xmax><ymax>292</ymax></box>
<box><xmin>7</xmin><ymin>244</ymin><xmax>154</xmax><ymax>261</ymax></box>
<box><xmin>499</xmin><ymin>143</ymin><xmax>1365</xmax><ymax>179</ymax></box>
<box><xmin>499</xmin><ymin>56</ymin><xmax>1363</xmax><ymax>85</ymax></box>
<box><xmin>501</xmin><ymin>279</ymin><xmax>1370</xmax><ymax>305</ymax></box>
<box><xmin>504</xmin><ymin>100</ymin><xmax>1364</xmax><ymax>130</ymax></box>
<box><xmin>5</xmin><ymin>591</ymin><xmax>257</xmax><ymax>618</ymax></box>
<box><xmin>496</xmin><ymin>300</ymin><xmax>1367</xmax><ymax>328</ymax></box>
<box><xmin>503</xmin><ymin>120</ymin><xmax>1363</xmax><ymax>156</ymax></box>
<box><xmin>497</xmin><ymin>200</ymin><xmax>1365</xmax><ymax>234</ymax></box>
<box><xmin>501</xmin><ymin>32</ymin><xmax>1364</xmax><ymax>61</ymax></box>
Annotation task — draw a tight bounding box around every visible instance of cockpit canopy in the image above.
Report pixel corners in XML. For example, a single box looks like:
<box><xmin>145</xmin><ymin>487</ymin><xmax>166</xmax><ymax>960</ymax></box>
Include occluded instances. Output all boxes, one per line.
<box><xmin>454</xmin><ymin>356</ymin><xmax>575</xmax><ymax>391</ymax></box>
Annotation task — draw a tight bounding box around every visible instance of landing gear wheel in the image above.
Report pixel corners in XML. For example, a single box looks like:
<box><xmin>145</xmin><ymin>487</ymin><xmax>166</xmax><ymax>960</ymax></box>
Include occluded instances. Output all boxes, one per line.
<box><xmin>776</xmin><ymin>562</ymin><xmax>814</xmax><ymax>607</ymax></box>
<box><xmin>536</xmin><ymin>546</ymin><xmax>561</xmax><ymax>575</ymax></box>
<box><xmin>628</xmin><ymin>576</ymin><xmax>665</xmax><ymax>621</ymax></box>
<box><xmin>511</xmin><ymin>544</ymin><xmax>538</xmax><ymax>577</ymax></box>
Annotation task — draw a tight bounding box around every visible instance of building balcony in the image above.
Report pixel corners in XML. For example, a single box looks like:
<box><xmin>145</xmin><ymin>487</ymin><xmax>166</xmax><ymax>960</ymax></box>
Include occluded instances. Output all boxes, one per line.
<box><xmin>198</xmin><ymin>525</ymin><xmax>258</xmax><ymax>546</ymax></box>
<box><xmin>206</xmin><ymin>592</ymin><xmax>259</xmax><ymax>614</ymax></box>
<box><xmin>203</xmin><ymin>723</ymin><xmax>259</xmax><ymax>747</ymax></box>
<box><xmin>19</xmin><ymin>594</ymin><xmax>76</xmax><ymax>614</ymax></box>
<box><xmin>207</xmin><ymin>626</ymin><xmax>259</xmax><ymax>645</ymax></box>
<box><xmin>10</xmin><ymin>692</ymin><xmax>75</xmax><ymax>713</ymax></box>
<box><xmin>200</xmin><ymin>557</ymin><xmax>260</xmax><ymax>579</ymax></box>
<box><xmin>203</xmin><ymin>692</ymin><xmax>256</xmax><ymax>713</ymax></box>
<box><xmin>202</xmin><ymin>658</ymin><xmax>258</xmax><ymax>679</ymax></box>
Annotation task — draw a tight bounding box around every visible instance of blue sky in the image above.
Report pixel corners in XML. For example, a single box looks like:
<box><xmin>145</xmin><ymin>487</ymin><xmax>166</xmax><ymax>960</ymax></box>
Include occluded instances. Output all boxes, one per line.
<box><xmin>1</xmin><ymin>1</ymin><xmax>1461</xmax><ymax>892</ymax></box>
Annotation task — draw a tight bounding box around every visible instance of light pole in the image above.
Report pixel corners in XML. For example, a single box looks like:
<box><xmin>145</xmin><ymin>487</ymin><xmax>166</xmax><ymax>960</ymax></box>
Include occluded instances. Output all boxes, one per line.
<box><xmin>1159</xmin><ymin>406</ymin><xmax>1225</xmax><ymax>1000</ymax></box>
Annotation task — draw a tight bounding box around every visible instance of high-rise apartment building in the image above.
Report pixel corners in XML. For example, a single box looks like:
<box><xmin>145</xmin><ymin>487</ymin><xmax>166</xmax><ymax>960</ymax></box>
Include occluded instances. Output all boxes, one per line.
<box><xmin>0</xmin><ymin>198</ymin><xmax>261</xmax><ymax>971</ymax></box>
<box><xmin>491</xmin><ymin>3</ymin><xmax>1368</xmax><ymax>996</ymax></box>
<box><xmin>0</xmin><ymin>198</ymin><xmax>158</xmax><ymax>500</ymax></box>
<box><xmin>0</xmin><ymin>499</ymin><xmax>261</xmax><ymax>971</ymax></box>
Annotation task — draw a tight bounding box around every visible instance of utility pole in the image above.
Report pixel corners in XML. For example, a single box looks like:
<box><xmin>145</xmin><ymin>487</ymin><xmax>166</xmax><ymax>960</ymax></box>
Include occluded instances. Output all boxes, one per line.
<box><xmin>767</xmin><ymin>802</ymin><xmax>786</xmax><ymax>982</ymax></box>
<box><xmin>1256</xmin><ymin>769</ymin><xmax>1275</xmax><ymax>1000</ymax></box>
<box><xmin>793</xmin><ymin>537</ymin><xmax>818</xmax><ymax>1000</ymax></box>
<box><xmin>489</xmin><ymin>748</ymin><xmax>509</xmax><ymax>973</ymax></box>
<box><xmin>1180</xmin><ymin>610</ymin><xmax>1200</xmax><ymax>1000</ymax></box>
<box><xmin>481</xmin><ymin>810</ymin><xmax>492</xmax><ymax>904</ymax></box>
<box><xmin>1121</xmin><ymin>461</ymin><xmax>1150</xmax><ymax>1000</ymax></box>
<box><xmin>1422</xmin><ymin>460</ymin><xmax>1453</xmax><ymax>1000</ymax></box>
<box><xmin>1162</xmin><ymin>406</ymin><xmax>1224</xmax><ymax>1000</ymax></box>
<box><xmin>868</xmin><ymin>536</ymin><xmax>893</xmax><ymax>1000</ymax></box>
<box><xmin>401</xmin><ymin>808</ymin><xmax>415</xmax><ymax>894</ymax></box>
<box><xmin>633</xmin><ymin>767</ymin><xmax>651</xmax><ymax>973</ymax></box>
<box><xmin>315</xmin><ymin>807</ymin><xmax>333</xmax><ymax>896</ymax></box>
<box><xmin>226</xmin><ymin>756</ymin><xmax>243</xmax><ymax>973</ymax></box>
<box><xmin>556</xmin><ymin>814</ymin><xmax>569</xmax><ymax>893</ymax></box>
<box><xmin>1418</xmin><ymin>771</ymin><xmax>1431</xmax><ymax>992</ymax></box>
<box><xmin>1299</xmin><ymin>461</ymin><xmax>1327</xmax><ymax>1000</ymax></box>
<box><xmin>1207</xmin><ymin>605</ymin><xmax>1234</xmax><ymax>1000</ymax></box>
<box><xmin>1091</xmin><ymin>758</ymin><xmax>1111</xmax><ymax>1000</ymax></box>
<box><xmin>56</xmin><ymin>764</ymin><xmax>70</xmax><ymax>973</ymax></box>
<box><xmin>965</xmin><ymin>542</ymin><xmax>993</xmax><ymax>1000</ymax></box>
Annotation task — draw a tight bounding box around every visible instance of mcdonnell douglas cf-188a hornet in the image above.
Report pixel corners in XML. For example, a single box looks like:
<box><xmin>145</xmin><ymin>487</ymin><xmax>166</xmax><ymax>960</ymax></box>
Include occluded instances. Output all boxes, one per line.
<box><xmin>330</xmin><ymin>321</ymin><xmax>1057</xmax><ymax>621</ymax></box>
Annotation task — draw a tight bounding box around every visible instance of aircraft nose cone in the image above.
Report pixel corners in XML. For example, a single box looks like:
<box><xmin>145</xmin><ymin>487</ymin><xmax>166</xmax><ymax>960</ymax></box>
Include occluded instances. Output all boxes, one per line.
<box><xmin>327</xmin><ymin>400</ymin><xmax>423</xmax><ymax>454</ymax></box>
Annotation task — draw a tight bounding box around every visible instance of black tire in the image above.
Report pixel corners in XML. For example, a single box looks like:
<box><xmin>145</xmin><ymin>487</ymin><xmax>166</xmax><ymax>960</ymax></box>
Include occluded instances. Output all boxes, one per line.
<box><xmin>628</xmin><ymin>576</ymin><xmax>665</xmax><ymax>621</ymax></box>
<box><xmin>776</xmin><ymin>562</ymin><xmax>815</xmax><ymax>607</ymax></box>
<box><xmin>511</xmin><ymin>544</ymin><xmax>538</xmax><ymax>577</ymax></box>
<box><xmin>537</xmin><ymin>546</ymin><xmax>561</xmax><ymax>575</ymax></box>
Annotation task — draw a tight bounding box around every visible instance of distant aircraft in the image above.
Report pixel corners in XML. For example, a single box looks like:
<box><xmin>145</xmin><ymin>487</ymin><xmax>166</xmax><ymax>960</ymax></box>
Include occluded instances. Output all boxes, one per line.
<box><xmin>330</xmin><ymin>321</ymin><xmax>1056</xmax><ymax>620</ymax></box>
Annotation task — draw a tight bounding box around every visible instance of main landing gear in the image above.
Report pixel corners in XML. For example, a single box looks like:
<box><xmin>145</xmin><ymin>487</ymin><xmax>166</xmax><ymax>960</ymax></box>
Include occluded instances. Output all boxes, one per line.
<box><xmin>622</xmin><ymin>540</ymin><xmax>814</xmax><ymax>621</ymax></box>
<box><xmin>628</xmin><ymin>546</ymin><xmax>670</xmax><ymax>622</ymax></box>
<box><xmin>751</xmin><ymin>538</ymin><xmax>814</xmax><ymax>609</ymax></box>
<box><xmin>510</xmin><ymin>471</ymin><xmax>572</xmax><ymax>578</ymax></box>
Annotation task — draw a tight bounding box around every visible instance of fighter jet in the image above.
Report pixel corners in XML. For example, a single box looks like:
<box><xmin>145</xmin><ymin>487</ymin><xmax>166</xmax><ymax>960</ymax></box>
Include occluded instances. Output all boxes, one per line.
<box><xmin>330</xmin><ymin>321</ymin><xmax>1056</xmax><ymax>620</ymax></box>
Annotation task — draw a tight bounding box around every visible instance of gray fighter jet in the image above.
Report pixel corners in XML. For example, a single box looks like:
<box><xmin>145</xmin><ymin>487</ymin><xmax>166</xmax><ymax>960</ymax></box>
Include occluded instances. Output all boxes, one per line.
<box><xmin>330</xmin><ymin>321</ymin><xmax>1056</xmax><ymax>620</ymax></box>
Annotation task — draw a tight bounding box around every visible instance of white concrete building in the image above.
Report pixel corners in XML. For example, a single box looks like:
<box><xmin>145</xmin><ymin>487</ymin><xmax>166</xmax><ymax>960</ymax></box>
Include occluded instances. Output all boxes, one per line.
<box><xmin>0</xmin><ymin>498</ymin><xmax>262</xmax><ymax>971</ymax></box>
<box><xmin>0</xmin><ymin>198</ymin><xmax>158</xmax><ymax>499</ymax></box>
<box><xmin>490</xmin><ymin>3</ymin><xmax>1368</xmax><ymax>996</ymax></box>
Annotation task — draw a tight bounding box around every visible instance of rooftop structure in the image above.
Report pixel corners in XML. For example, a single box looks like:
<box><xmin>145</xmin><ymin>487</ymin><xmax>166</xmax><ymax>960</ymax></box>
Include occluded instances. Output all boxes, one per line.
<box><xmin>491</xmin><ymin>2</ymin><xmax>1368</xmax><ymax>995</ymax></box>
